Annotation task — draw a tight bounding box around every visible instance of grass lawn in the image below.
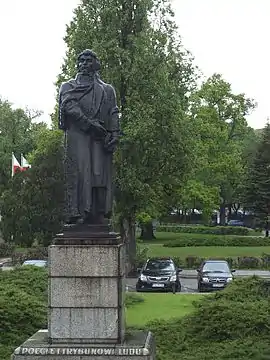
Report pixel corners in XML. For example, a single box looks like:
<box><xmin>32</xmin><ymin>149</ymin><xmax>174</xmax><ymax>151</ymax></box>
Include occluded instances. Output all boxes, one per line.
<box><xmin>126</xmin><ymin>293</ymin><xmax>204</xmax><ymax>327</ymax></box>
<box><xmin>146</xmin><ymin>243</ymin><xmax>270</xmax><ymax>259</ymax></box>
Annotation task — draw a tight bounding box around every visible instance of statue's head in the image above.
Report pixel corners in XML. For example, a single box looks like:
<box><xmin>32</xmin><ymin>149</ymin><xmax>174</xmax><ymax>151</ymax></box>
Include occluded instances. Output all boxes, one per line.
<box><xmin>77</xmin><ymin>49</ymin><xmax>101</xmax><ymax>74</ymax></box>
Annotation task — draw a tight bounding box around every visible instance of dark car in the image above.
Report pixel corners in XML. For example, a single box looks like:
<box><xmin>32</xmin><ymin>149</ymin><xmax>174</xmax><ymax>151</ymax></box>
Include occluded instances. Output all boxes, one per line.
<box><xmin>197</xmin><ymin>260</ymin><xmax>235</xmax><ymax>292</ymax></box>
<box><xmin>136</xmin><ymin>257</ymin><xmax>182</xmax><ymax>293</ymax></box>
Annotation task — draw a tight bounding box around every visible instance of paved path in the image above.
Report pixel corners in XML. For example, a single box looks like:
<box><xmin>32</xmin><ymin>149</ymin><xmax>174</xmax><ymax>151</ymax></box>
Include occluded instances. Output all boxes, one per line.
<box><xmin>126</xmin><ymin>270</ymin><xmax>270</xmax><ymax>293</ymax></box>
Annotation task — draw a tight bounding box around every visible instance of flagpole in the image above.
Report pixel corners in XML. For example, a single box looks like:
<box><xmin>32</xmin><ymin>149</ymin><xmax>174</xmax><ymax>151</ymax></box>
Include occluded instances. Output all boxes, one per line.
<box><xmin>12</xmin><ymin>152</ymin><xmax>14</xmax><ymax>177</ymax></box>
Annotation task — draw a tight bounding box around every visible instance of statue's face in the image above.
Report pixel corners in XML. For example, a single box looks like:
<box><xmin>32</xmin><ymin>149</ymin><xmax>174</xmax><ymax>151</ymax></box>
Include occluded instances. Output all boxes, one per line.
<box><xmin>78</xmin><ymin>54</ymin><xmax>94</xmax><ymax>74</ymax></box>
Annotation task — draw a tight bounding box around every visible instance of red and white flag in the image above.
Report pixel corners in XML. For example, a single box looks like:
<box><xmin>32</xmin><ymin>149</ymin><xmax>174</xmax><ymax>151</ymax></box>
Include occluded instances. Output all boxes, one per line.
<box><xmin>12</xmin><ymin>153</ymin><xmax>22</xmax><ymax>177</ymax></box>
<box><xmin>21</xmin><ymin>154</ymin><xmax>31</xmax><ymax>171</ymax></box>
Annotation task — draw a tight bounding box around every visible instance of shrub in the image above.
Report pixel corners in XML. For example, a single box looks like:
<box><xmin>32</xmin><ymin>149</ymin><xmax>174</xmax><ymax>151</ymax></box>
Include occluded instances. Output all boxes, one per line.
<box><xmin>163</xmin><ymin>235</ymin><xmax>269</xmax><ymax>247</ymax></box>
<box><xmin>157</xmin><ymin>225</ymin><xmax>249</xmax><ymax>236</ymax></box>
<box><xmin>0</xmin><ymin>267</ymin><xmax>47</xmax><ymax>360</ymax></box>
<box><xmin>237</xmin><ymin>256</ymin><xmax>261</xmax><ymax>269</ymax></box>
<box><xmin>177</xmin><ymin>256</ymin><xmax>269</xmax><ymax>269</ymax></box>
<box><xmin>0</xmin><ymin>266</ymin><xmax>47</xmax><ymax>301</ymax></box>
<box><xmin>142</xmin><ymin>277</ymin><xmax>270</xmax><ymax>360</ymax></box>
<box><xmin>134</xmin><ymin>243</ymin><xmax>149</xmax><ymax>268</ymax></box>
<box><xmin>11</xmin><ymin>247</ymin><xmax>48</xmax><ymax>265</ymax></box>
<box><xmin>0</xmin><ymin>243</ymin><xmax>15</xmax><ymax>257</ymax></box>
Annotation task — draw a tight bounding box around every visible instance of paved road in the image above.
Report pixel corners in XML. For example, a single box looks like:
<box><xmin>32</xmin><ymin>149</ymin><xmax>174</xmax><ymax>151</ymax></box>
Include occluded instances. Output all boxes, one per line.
<box><xmin>126</xmin><ymin>270</ymin><xmax>270</xmax><ymax>293</ymax></box>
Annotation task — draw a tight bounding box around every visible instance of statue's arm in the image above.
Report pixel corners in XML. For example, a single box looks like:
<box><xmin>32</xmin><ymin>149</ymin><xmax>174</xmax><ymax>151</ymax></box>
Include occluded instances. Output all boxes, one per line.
<box><xmin>104</xmin><ymin>85</ymin><xmax>121</xmax><ymax>152</ymax></box>
<box><xmin>58</xmin><ymin>83</ymin><xmax>94</xmax><ymax>133</ymax></box>
<box><xmin>108</xmin><ymin>85</ymin><xmax>120</xmax><ymax>135</ymax></box>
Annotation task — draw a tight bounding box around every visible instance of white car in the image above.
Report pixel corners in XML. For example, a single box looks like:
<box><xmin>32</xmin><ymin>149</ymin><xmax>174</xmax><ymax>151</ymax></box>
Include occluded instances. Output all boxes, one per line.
<box><xmin>22</xmin><ymin>259</ymin><xmax>47</xmax><ymax>267</ymax></box>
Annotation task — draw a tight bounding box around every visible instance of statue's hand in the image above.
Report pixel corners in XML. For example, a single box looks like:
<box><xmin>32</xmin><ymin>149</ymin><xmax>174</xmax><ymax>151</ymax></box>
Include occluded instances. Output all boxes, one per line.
<box><xmin>104</xmin><ymin>135</ymin><xmax>118</xmax><ymax>153</ymax></box>
<box><xmin>90</xmin><ymin>120</ymin><xmax>107</xmax><ymax>137</ymax></box>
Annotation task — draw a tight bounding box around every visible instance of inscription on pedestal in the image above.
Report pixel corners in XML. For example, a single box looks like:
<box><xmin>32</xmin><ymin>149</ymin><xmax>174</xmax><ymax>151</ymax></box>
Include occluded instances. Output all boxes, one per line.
<box><xmin>15</xmin><ymin>347</ymin><xmax>150</xmax><ymax>356</ymax></box>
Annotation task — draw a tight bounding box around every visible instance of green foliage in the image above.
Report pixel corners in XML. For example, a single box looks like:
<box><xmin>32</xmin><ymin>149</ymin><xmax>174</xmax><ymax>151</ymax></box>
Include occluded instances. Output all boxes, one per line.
<box><xmin>0</xmin><ymin>243</ymin><xmax>15</xmax><ymax>257</ymax></box>
<box><xmin>0</xmin><ymin>267</ymin><xmax>47</xmax><ymax>360</ymax></box>
<box><xmin>58</xmin><ymin>0</ymin><xmax>198</xmax><ymax>231</ymax></box>
<box><xmin>142</xmin><ymin>277</ymin><xmax>270</xmax><ymax>359</ymax></box>
<box><xmin>246</xmin><ymin>122</ymin><xmax>270</xmax><ymax>223</ymax></box>
<box><xmin>180</xmin><ymin>74</ymin><xmax>256</xmax><ymax>222</ymax></box>
<box><xmin>134</xmin><ymin>242</ymin><xmax>149</xmax><ymax>268</ymax></box>
<box><xmin>0</xmin><ymin>266</ymin><xmax>47</xmax><ymax>300</ymax></box>
<box><xmin>170</xmin><ymin>254</ymin><xmax>270</xmax><ymax>269</ymax></box>
<box><xmin>11</xmin><ymin>247</ymin><xmax>48</xmax><ymax>265</ymax></box>
<box><xmin>157</xmin><ymin>225</ymin><xmax>249</xmax><ymax>235</ymax></box>
<box><xmin>136</xmin><ymin>212</ymin><xmax>152</xmax><ymax>225</ymax></box>
<box><xmin>0</xmin><ymin>99</ymin><xmax>45</xmax><ymax>193</ymax></box>
<box><xmin>0</xmin><ymin>129</ymin><xmax>64</xmax><ymax>247</ymax></box>
<box><xmin>163</xmin><ymin>235</ymin><xmax>270</xmax><ymax>247</ymax></box>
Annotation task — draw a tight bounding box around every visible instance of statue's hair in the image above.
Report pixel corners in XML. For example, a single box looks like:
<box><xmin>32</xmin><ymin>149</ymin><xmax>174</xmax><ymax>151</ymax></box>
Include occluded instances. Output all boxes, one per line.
<box><xmin>77</xmin><ymin>49</ymin><xmax>101</xmax><ymax>71</ymax></box>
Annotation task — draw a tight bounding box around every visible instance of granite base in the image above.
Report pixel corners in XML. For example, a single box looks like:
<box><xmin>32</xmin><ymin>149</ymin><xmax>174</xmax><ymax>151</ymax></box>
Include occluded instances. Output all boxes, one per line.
<box><xmin>11</xmin><ymin>330</ymin><xmax>156</xmax><ymax>360</ymax></box>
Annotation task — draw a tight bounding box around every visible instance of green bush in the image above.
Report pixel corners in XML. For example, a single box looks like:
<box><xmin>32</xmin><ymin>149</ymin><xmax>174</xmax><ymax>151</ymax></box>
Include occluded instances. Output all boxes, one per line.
<box><xmin>134</xmin><ymin>243</ymin><xmax>149</xmax><ymax>268</ymax></box>
<box><xmin>142</xmin><ymin>277</ymin><xmax>270</xmax><ymax>359</ymax></box>
<box><xmin>0</xmin><ymin>266</ymin><xmax>47</xmax><ymax>301</ymax></box>
<box><xmin>0</xmin><ymin>243</ymin><xmax>15</xmax><ymax>257</ymax></box>
<box><xmin>157</xmin><ymin>225</ymin><xmax>249</xmax><ymax>236</ymax></box>
<box><xmin>12</xmin><ymin>247</ymin><xmax>48</xmax><ymax>265</ymax></box>
<box><xmin>0</xmin><ymin>267</ymin><xmax>47</xmax><ymax>360</ymax></box>
<box><xmin>163</xmin><ymin>235</ymin><xmax>270</xmax><ymax>247</ymax></box>
<box><xmin>169</xmin><ymin>255</ymin><xmax>270</xmax><ymax>269</ymax></box>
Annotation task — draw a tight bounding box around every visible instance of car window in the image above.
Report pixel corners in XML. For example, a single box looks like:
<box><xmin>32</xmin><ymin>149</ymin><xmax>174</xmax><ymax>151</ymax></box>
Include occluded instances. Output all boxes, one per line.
<box><xmin>145</xmin><ymin>260</ymin><xmax>174</xmax><ymax>271</ymax></box>
<box><xmin>202</xmin><ymin>262</ymin><xmax>230</xmax><ymax>273</ymax></box>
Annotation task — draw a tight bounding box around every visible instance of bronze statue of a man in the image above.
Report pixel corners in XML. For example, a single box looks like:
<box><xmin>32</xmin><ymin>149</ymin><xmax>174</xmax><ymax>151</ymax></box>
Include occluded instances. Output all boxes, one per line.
<box><xmin>58</xmin><ymin>49</ymin><xmax>120</xmax><ymax>225</ymax></box>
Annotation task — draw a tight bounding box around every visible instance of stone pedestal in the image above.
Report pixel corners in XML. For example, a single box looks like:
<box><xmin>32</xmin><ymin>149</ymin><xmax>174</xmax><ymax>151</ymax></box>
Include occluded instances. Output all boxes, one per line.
<box><xmin>12</xmin><ymin>330</ymin><xmax>156</xmax><ymax>360</ymax></box>
<box><xmin>11</xmin><ymin>223</ymin><xmax>156</xmax><ymax>359</ymax></box>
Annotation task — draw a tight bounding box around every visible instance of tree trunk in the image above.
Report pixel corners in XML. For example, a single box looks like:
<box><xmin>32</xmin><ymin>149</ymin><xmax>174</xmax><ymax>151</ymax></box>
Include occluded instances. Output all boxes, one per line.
<box><xmin>265</xmin><ymin>220</ymin><xmax>269</xmax><ymax>238</ymax></box>
<box><xmin>220</xmin><ymin>204</ymin><xmax>226</xmax><ymax>225</ymax></box>
<box><xmin>120</xmin><ymin>213</ymin><xmax>136</xmax><ymax>275</ymax></box>
<box><xmin>139</xmin><ymin>222</ymin><xmax>156</xmax><ymax>240</ymax></box>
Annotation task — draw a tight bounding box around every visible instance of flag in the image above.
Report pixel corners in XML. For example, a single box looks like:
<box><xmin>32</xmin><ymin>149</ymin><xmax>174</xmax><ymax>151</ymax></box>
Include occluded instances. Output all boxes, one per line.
<box><xmin>12</xmin><ymin>153</ymin><xmax>21</xmax><ymax>177</ymax></box>
<box><xmin>21</xmin><ymin>154</ymin><xmax>31</xmax><ymax>171</ymax></box>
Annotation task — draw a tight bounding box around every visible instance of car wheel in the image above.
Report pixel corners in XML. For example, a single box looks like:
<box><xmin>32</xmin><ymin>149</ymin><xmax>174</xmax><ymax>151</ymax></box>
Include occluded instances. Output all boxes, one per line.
<box><xmin>136</xmin><ymin>284</ymin><xmax>142</xmax><ymax>292</ymax></box>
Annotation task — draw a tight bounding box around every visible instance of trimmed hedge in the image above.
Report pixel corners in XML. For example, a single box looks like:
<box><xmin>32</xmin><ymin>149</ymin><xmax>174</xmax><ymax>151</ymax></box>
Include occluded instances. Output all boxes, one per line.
<box><xmin>157</xmin><ymin>225</ymin><xmax>249</xmax><ymax>236</ymax></box>
<box><xmin>170</xmin><ymin>253</ymin><xmax>270</xmax><ymax>269</ymax></box>
<box><xmin>11</xmin><ymin>247</ymin><xmax>48</xmax><ymax>265</ymax></box>
<box><xmin>0</xmin><ymin>243</ymin><xmax>15</xmax><ymax>257</ymax></box>
<box><xmin>163</xmin><ymin>235</ymin><xmax>270</xmax><ymax>247</ymax></box>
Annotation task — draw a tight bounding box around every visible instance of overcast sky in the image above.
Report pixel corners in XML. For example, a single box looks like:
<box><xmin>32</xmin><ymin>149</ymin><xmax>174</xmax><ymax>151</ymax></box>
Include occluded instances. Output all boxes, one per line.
<box><xmin>0</xmin><ymin>0</ymin><xmax>269</xmax><ymax>129</ymax></box>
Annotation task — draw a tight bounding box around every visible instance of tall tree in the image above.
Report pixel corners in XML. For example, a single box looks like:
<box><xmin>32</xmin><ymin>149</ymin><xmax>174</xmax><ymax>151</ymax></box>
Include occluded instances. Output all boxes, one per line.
<box><xmin>188</xmin><ymin>74</ymin><xmax>256</xmax><ymax>224</ymax></box>
<box><xmin>56</xmin><ymin>0</ymin><xmax>197</xmax><ymax>269</ymax></box>
<box><xmin>0</xmin><ymin>98</ymin><xmax>45</xmax><ymax>193</ymax></box>
<box><xmin>0</xmin><ymin>129</ymin><xmax>64</xmax><ymax>246</ymax></box>
<box><xmin>245</xmin><ymin>122</ymin><xmax>270</xmax><ymax>236</ymax></box>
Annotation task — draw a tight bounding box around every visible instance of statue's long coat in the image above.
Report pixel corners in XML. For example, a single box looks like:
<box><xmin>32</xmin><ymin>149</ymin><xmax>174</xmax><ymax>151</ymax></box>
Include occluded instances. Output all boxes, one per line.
<box><xmin>59</xmin><ymin>75</ymin><xmax>119</xmax><ymax>219</ymax></box>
